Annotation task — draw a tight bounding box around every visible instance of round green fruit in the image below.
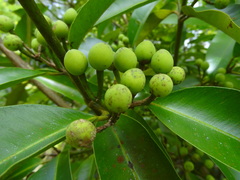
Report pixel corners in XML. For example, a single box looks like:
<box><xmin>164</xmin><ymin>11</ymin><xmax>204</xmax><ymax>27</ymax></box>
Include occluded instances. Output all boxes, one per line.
<box><xmin>64</xmin><ymin>49</ymin><xmax>88</xmax><ymax>75</ymax></box>
<box><xmin>88</xmin><ymin>42</ymin><xmax>114</xmax><ymax>71</ymax></box>
<box><xmin>191</xmin><ymin>153</ymin><xmax>201</xmax><ymax>162</ymax></box>
<box><xmin>135</xmin><ymin>40</ymin><xmax>156</xmax><ymax>62</ymax></box>
<box><xmin>65</xmin><ymin>119</ymin><xmax>96</xmax><ymax>148</ymax></box>
<box><xmin>184</xmin><ymin>161</ymin><xmax>194</xmax><ymax>172</ymax></box>
<box><xmin>150</xmin><ymin>49</ymin><xmax>173</xmax><ymax>74</ymax></box>
<box><xmin>200</xmin><ymin>61</ymin><xmax>209</xmax><ymax>71</ymax></box>
<box><xmin>195</xmin><ymin>58</ymin><xmax>203</xmax><ymax>66</ymax></box>
<box><xmin>167</xmin><ymin>66</ymin><xmax>185</xmax><ymax>85</ymax></box>
<box><xmin>121</xmin><ymin>68</ymin><xmax>146</xmax><ymax>95</ymax></box>
<box><xmin>179</xmin><ymin>147</ymin><xmax>188</xmax><ymax>157</ymax></box>
<box><xmin>215</xmin><ymin>73</ymin><xmax>225</xmax><ymax>82</ymax></box>
<box><xmin>52</xmin><ymin>20</ymin><xmax>69</xmax><ymax>39</ymax></box>
<box><xmin>114</xmin><ymin>47</ymin><xmax>138</xmax><ymax>72</ymax></box>
<box><xmin>206</xmin><ymin>175</ymin><xmax>215</xmax><ymax>180</ymax></box>
<box><xmin>217</xmin><ymin>67</ymin><xmax>226</xmax><ymax>74</ymax></box>
<box><xmin>3</xmin><ymin>34</ymin><xmax>23</xmax><ymax>51</ymax></box>
<box><xmin>204</xmin><ymin>159</ymin><xmax>214</xmax><ymax>169</ymax></box>
<box><xmin>31</xmin><ymin>38</ymin><xmax>40</xmax><ymax>51</ymax></box>
<box><xmin>149</xmin><ymin>74</ymin><xmax>173</xmax><ymax>97</ymax></box>
<box><xmin>214</xmin><ymin>0</ymin><xmax>230</xmax><ymax>9</ymax></box>
<box><xmin>104</xmin><ymin>84</ymin><xmax>132</xmax><ymax>113</ymax></box>
<box><xmin>63</xmin><ymin>8</ymin><xmax>77</xmax><ymax>25</ymax></box>
<box><xmin>36</xmin><ymin>29</ymin><xmax>47</xmax><ymax>46</ymax></box>
<box><xmin>0</xmin><ymin>15</ymin><xmax>14</xmax><ymax>32</ymax></box>
<box><xmin>224</xmin><ymin>81</ymin><xmax>234</xmax><ymax>88</ymax></box>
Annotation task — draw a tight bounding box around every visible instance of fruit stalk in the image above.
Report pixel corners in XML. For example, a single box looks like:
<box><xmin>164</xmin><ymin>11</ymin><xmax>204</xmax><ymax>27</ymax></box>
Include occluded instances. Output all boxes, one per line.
<box><xmin>96</xmin><ymin>70</ymin><xmax>104</xmax><ymax>102</ymax></box>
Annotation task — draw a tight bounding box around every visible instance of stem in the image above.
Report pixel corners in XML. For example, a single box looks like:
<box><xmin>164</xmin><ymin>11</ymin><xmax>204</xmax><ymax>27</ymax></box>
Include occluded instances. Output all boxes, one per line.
<box><xmin>78</xmin><ymin>74</ymin><xmax>95</xmax><ymax>100</ymax></box>
<box><xmin>130</xmin><ymin>94</ymin><xmax>156</xmax><ymax>108</ymax></box>
<box><xmin>96</xmin><ymin>70</ymin><xmax>104</xmax><ymax>101</ymax></box>
<box><xmin>96</xmin><ymin>113</ymin><xmax>119</xmax><ymax>133</ymax></box>
<box><xmin>113</xmin><ymin>68</ymin><xmax>121</xmax><ymax>83</ymax></box>
<box><xmin>173</xmin><ymin>0</ymin><xmax>187</xmax><ymax>65</ymax></box>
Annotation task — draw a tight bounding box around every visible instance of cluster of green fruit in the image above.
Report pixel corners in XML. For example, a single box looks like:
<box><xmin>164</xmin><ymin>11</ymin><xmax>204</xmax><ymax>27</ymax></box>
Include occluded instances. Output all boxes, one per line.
<box><xmin>111</xmin><ymin>33</ymin><xmax>130</xmax><ymax>51</ymax></box>
<box><xmin>214</xmin><ymin>0</ymin><xmax>230</xmax><ymax>9</ymax></box>
<box><xmin>64</xmin><ymin>40</ymin><xmax>186</xmax><ymax>148</ymax></box>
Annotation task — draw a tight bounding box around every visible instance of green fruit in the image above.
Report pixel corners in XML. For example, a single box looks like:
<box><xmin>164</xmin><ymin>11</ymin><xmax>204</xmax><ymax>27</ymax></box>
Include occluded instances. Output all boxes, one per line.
<box><xmin>88</xmin><ymin>42</ymin><xmax>114</xmax><ymax>71</ymax></box>
<box><xmin>104</xmin><ymin>84</ymin><xmax>132</xmax><ymax>113</ymax></box>
<box><xmin>217</xmin><ymin>67</ymin><xmax>226</xmax><ymax>74</ymax></box>
<box><xmin>167</xmin><ymin>66</ymin><xmax>185</xmax><ymax>85</ymax></box>
<box><xmin>65</xmin><ymin>119</ymin><xmax>96</xmax><ymax>148</ymax></box>
<box><xmin>52</xmin><ymin>20</ymin><xmax>69</xmax><ymax>39</ymax></box>
<box><xmin>195</xmin><ymin>58</ymin><xmax>203</xmax><ymax>66</ymax></box>
<box><xmin>215</xmin><ymin>73</ymin><xmax>225</xmax><ymax>82</ymax></box>
<box><xmin>63</xmin><ymin>8</ymin><xmax>77</xmax><ymax>25</ymax></box>
<box><xmin>184</xmin><ymin>161</ymin><xmax>194</xmax><ymax>172</ymax></box>
<box><xmin>205</xmin><ymin>159</ymin><xmax>214</xmax><ymax>169</ymax></box>
<box><xmin>214</xmin><ymin>0</ymin><xmax>230</xmax><ymax>9</ymax></box>
<box><xmin>179</xmin><ymin>147</ymin><xmax>188</xmax><ymax>157</ymax></box>
<box><xmin>149</xmin><ymin>74</ymin><xmax>173</xmax><ymax>97</ymax></box>
<box><xmin>224</xmin><ymin>81</ymin><xmax>234</xmax><ymax>88</ymax></box>
<box><xmin>191</xmin><ymin>153</ymin><xmax>201</xmax><ymax>162</ymax></box>
<box><xmin>122</xmin><ymin>36</ymin><xmax>129</xmax><ymax>44</ymax></box>
<box><xmin>150</xmin><ymin>49</ymin><xmax>173</xmax><ymax>74</ymax></box>
<box><xmin>0</xmin><ymin>15</ymin><xmax>14</xmax><ymax>32</ymax></box>
<box><xmin>3</xmin><ymin>34</ymin><xmax>22</xmax><ymax>51</ymax></box>
<box><xmin>200</xmin><ymin>61</ymin><xmax>209</xmax><ymax>71</ymax></box>
<box><xmin>114</xmin><ymin>47</ymin><xmax>138</xmax><ymax>72</ymax></box>
<box><xmin>135</xmin><ymin>40</ymin><xmax>156</xmax><ymax>62</ymax></box>
<box><xmin>31</xmin><ymin>38</ymin><xmax>40</xmax><ymax>51</ymax></box>
<box><xmin>36</xmin><ymin>29</ymin><xmax>47</xmax><ymax>46</ymax></box>
<box><xmin>117</xmin><ymin>41</ymin><xmax>125</xmax><ymax>49</ymax></box>
<box><xmin>118</xmin><ymin>33</ymin><xmax>125</xmax><ymax>41</ymax></box>
<box><xmin>44</xmin><ymin>15</ymin><xmax>52</xmax><ymax>25</ymax></box>
<box><xmin>206</xmin><ymin>175</ymin><xmax>215</xmax><ymax>180</ymax></box>
<box><xmin>64</xmin><ymin>49</ymin><xmax>88</xmax><ymax>75</ymax></box>
<box><xmin>121</xmin><ymin>68</ymin><xmax>146</xmax><ymax>95</ymax></box>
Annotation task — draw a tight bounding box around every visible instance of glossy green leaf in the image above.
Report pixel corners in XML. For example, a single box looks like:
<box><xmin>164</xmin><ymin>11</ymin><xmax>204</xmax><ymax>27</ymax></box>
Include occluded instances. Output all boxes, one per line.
<box><xmin>0</xmin><ymin>67</ymin><xmax>45</xmax><ymax>90</ymax></box>
<box><xmin>213</xmin><ymin>158</ymin><xmax>240</xmax><ymax>180</ymax></box>
<box><xmin>35</xmin><ymin>75</ymin><xmax>84</xmax><ymax>104</ymax></box>
<box><xmin>205</xmin><ymin>31</ymin><xmax>235</xmax><ymax>74</ymax></box>
<box><xmin>1</xmin><ymin>157</ymin><xmax>41</xmax><ymax>180</ymax></box>
<box><xmin>182</xmin><ymin>5</ymin><xmax>240</xmax><ymax>43</ymax></box>
<box><xmin>96</xmin><ymin>0</ymin><xmax>158</xmax><ymax>25</ymax></box>
<box><xmin>28</xmin><ymin>147</ymin><xmax>72</xmax><ymax>180</ymax></box>
<box><xmin>94</xmin><ymin>110</ymin><xmax>180</xmax><ymax>179</ymax></box>
<box><xmin>0</xmin><ymin>104</ymin><xmax>91</xmax><ymax>176</ymax></box>
<box><xmin>149</xmin><ymin>87</ymin><xmax>240</xmax><ymax>171</ymax></box>
<box><xmin>72</xmin><ymin>155</ymin><xmax>96</xmax><ymax>180</ymax></box>
<box><xmin>69</xmin><ymin>0</ymin><xmax>115</xmax><ymax>48</ymax></box>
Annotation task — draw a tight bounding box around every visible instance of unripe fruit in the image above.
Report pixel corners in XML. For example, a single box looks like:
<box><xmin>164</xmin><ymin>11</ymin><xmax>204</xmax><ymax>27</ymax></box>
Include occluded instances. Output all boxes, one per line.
<box><xmin>224</xmin><ymin>81</ymin><xmax>234</xmax><ymax>88</ymax></box>
<box><xmin>118</xmin><ymin>33</ymin><xmax>125</xmax><ymax>41</ymax></box>
<box><xmin>200</xmin><ymin>61</ymin><xmax>209</xmax><ymax>71</ymax></box>
<box><xmin>114</xmin><ymin>47</ymin><xmax>138</xmax><ymax>72</ymax></box>
<box><xmin>0</xmin><ymin>15</ymin><xmax>14</xmax><ymax>32</ymax></box>
<box><xmin>104</xmin><ymin>84</ymin><xmax>132</xmax><ymax>113</ymax></box>
<box><xmin>63</xmin><ymin>8</ymin><xmax>77</xmax><ymax>25</ymax></box>
<box><xmin>167</xmin><ymin>66</ymin><xmax>185</xmax><ymax>85</ymax></box>
<box><xmin>204</xmin><ymin>159</ymin><xmax>214</xmax><ymax>169</ymax></box>
<box><xmin>151</xmin><ymin>49</ymin><xmax>173</xmax><ymax>74</ymax></box>
<box><xmin>65</xmin><ymin>119</ymin><xmax>96</xmax><ymax>148</ymax></box>
<box><xmin>52</xmin><ymin>20</ymin><xmax>69</xmax><ymax>39</ymax></box>
<box><xmin>88</xmin><ymin>43</ymin><xmax>114</xmax><ymax>71</ymax></box>
<box><xmin>36</xmin><ymin>29</ymin><xmax>47</xmax><ymax>46</ymax></box>
<box><xmin>217</xmin><ymin>67</ymin><xmax>226</xmax><ymax>74</ymax></box>
<box><xmin>184</xmin><ymin>161</ymin><xmax>194</xmax><ymax>172</ymax></box>
<box><xmin>64</xmin><ymin>49</ymin><xmax>88</xmax><ymax>75</ymax></box>
<box><xmin>31</xmin><ymin>38</ymin><xmax>40</xmax><ymax>51</ymax></box>
<box><xmin>121</xmin><ymin>68</ymin><xmax>146</xmax><ymax>95</ymax></box>
<box><xmin>149</xmin><ymin>74</ymin><xmax>173</xmax><ymax>97</ymax></box>
<box><xmin>195</xmin><ymin>58</ymin><xmax>203</xmax><ymax>66</ymax></box>
<box><xmin>122</xmin><ymin>36</ymin><xmax>129</xmax><ymax>44</ymax></box>
<box><xmin>206</xmin><ymin>175</ymin><xmax>215</xmax><ymax>180</ymax></box>
<box><xmin>44</xmin><ymin>15</ymin><xmax>52</xmax><ymax>25</ymax></box>
<box><xmin>191</xmin><ymin>153</ymin><xmax>201</xmax><ymax>162</ymax></box>
<box><xmin>214</xmin><ymin>0</ymin><xmax>230</xmax><ymax>9</ymax></box>
<box><xmin>215</xmin><ymin>73</ymin><xmax>225</xmax><ymax>82</ymax></box>
<box><xmin>135</xmin><ymin>40</ymin><xmax>156</xmax><ymax>62</ymax></box>
<box><xmin>3</xmin><ymin>34</ymin><xmax>23</xmax><ymax>51</ymax></box>
<box><xmin>179</xmin><ymin>147</ymin><xmax>188</xmax><ymax>157</ymax></box>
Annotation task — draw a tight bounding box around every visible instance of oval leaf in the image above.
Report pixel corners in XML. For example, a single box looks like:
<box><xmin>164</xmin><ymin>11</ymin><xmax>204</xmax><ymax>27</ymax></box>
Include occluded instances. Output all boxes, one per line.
<box><xmin>149</xmin><ymin>87</ymin><xmax>240</xmax><ymax>171</ymax></box>
<box><xmin>0</xmin><ymin>67</ymin><xmax>45</xmax><ymax>90</ymax></box>
<box><xmin>94</xmin><ymin>110</ymin><xmax>180</xmax><ymax>179</ymax></box>
<box><xmin>0</xmin><ymin>104</ymin><xmax>91</xmax><ymax>176</ymax></box>
<box><xmin>182</xmin><ymin>5</ymin><xmax>240</xmax><ymax>43</ymax></box>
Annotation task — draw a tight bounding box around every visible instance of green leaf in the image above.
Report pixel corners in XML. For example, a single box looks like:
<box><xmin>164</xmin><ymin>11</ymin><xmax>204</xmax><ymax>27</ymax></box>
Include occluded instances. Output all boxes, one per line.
<box><xmin>28</xmin><ymin>147</ymin><xmax>72</xmax><ymax>180</ymax></box>
<box><xmin>0</xmin><ymin>104</ymin><xmax>92</xmax><ymax>176</ymax></box>
<box><xmin>182</xmin><ymin>5</ymin><xmax>240</xmax><ymax>43</ymax></box>
<box><xmin>69</xmin><ymin>0</ymin><xmax>115</xmax><ymax>48</ymax></box>
<box><xmin>213</xmin><ymin>158</ymin><xmax>240</xmax><ymax>180</ymax></box>
<box><xmin>0</xmin><ymin>67</ymin><xmax>45</xmax><ymax>90</ymax></box>
<box><xmin>94</xmin><ymin>110</ymin><xmax>180</xmax><ymax>179</ymax></box>
<box><xmin>149</xmin><ymin>87</ymin><xmax>240</xmax><ymax>171</ymax></box>
<box><xmin>205</xmin><ymin>31</ymin><xmax>235</xmax><ymax>74</ymax></box>
<box><xmin>35</xmin><ymin>75</ymin><xmax>84</xmax><ymax>104</ymax></box>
